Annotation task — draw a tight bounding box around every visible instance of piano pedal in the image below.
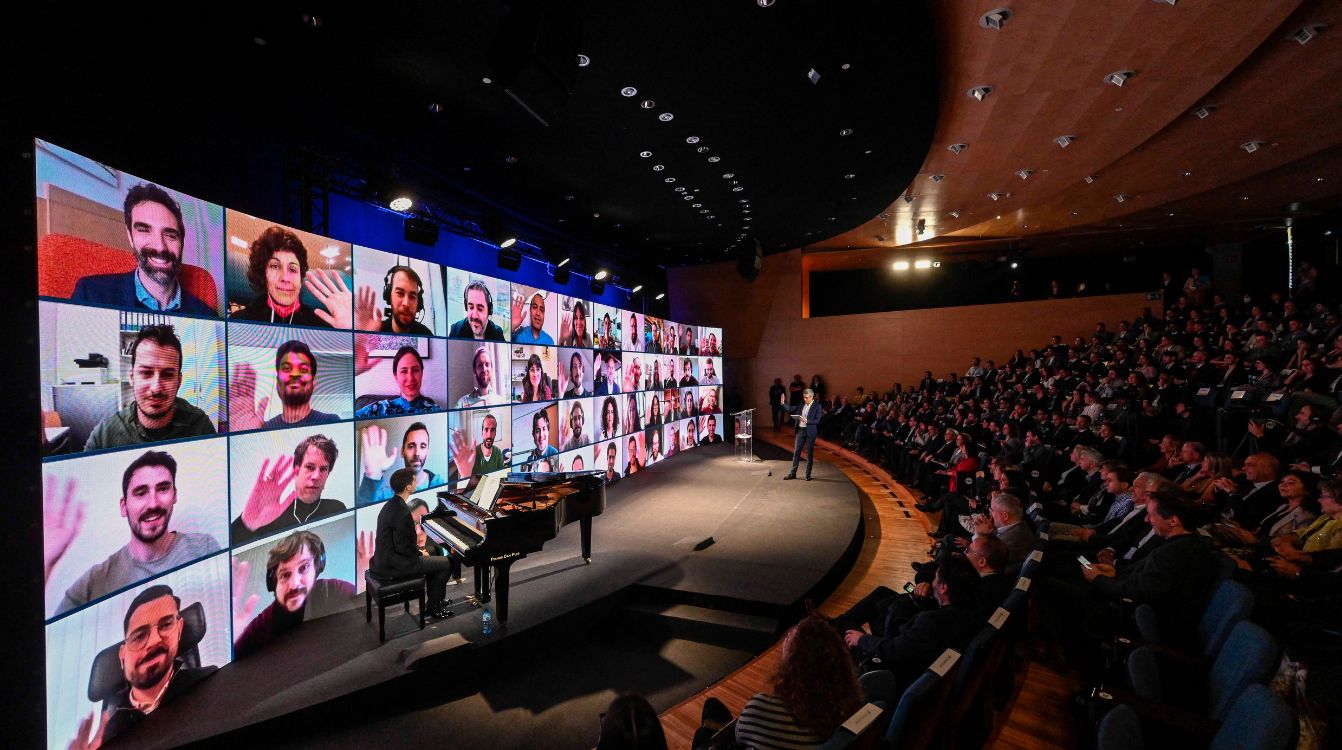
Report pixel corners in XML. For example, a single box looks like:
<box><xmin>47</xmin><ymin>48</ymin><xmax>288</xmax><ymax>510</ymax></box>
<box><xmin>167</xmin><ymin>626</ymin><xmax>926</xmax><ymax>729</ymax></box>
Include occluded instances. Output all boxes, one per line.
<box><xmin>584</xmin><ymin>557</ymin><xmax>592</xmax><ymax>564</ymax></box>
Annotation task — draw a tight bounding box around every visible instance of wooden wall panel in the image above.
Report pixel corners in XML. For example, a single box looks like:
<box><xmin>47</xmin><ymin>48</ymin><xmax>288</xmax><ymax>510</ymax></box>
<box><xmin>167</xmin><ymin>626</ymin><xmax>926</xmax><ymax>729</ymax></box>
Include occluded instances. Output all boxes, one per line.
<box><xmin>670</xmin><ymin>249</ymin><xmax>1153</xmax><ymax>409</ymax></box>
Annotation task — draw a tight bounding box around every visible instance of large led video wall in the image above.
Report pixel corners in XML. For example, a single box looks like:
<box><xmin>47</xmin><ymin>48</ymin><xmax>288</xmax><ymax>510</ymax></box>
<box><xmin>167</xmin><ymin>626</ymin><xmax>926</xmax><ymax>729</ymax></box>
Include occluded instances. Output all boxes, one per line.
<box><xmin>34</xmin><ymin>139</ymin><xmax>725</xmax><ymax>748</ymax></box>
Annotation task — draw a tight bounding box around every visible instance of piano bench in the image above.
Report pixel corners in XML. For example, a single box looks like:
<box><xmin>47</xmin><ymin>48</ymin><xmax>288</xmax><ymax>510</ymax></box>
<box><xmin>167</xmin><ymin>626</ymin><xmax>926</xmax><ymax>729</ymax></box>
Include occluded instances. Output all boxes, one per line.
<box><xmin>364</xmin><ymin>571</ymin><xmax>427</xmax><ymax>642</ymax></box>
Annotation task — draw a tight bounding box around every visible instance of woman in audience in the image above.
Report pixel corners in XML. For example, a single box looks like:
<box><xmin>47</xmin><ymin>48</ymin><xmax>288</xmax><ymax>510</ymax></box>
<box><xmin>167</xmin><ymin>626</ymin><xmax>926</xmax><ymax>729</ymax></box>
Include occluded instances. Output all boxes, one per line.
<box><xmin>596</xmin><ymin>692</ymin><xmax>667</xmax><ymax>750</ymax></box>
<box><xmin>1272</xmin><ymin>476</ymin><xmax>1342</xmax><ymax>559</ymax></box>
<box><xmin>1182</xmin><ymin>451</ymin><xmax>1233</xmax><ymax>504</ymax></box>
<box><xmin>694</xmin><ymin>613</ymin><xmax>862</xmax><ymax>750</ymax></box>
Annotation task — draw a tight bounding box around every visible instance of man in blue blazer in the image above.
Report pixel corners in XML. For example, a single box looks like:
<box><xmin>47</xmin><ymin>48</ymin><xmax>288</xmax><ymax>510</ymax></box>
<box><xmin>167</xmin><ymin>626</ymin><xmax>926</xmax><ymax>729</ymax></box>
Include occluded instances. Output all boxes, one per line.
<box><xmin>784</xmin><ymin>388</ymin><xmax>823</xmax><ymax>480</ymax></box>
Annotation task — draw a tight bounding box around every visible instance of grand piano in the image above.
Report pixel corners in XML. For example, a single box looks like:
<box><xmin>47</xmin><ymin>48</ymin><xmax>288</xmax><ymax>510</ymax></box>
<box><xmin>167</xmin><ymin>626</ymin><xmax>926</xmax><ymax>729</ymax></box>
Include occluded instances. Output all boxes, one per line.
<box><xmin>420</xmin><ymin>470</ymin><xmax>606</xmax><ymax>625</ymax></box>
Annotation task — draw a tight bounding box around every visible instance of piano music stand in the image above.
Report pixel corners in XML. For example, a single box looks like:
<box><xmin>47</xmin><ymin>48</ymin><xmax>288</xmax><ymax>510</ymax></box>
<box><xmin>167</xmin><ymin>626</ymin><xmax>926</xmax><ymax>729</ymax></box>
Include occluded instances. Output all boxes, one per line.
<box><xmin>732</xmin><ymin>408</ymin><xmax>759</xmax><ymax>462</ymax></box>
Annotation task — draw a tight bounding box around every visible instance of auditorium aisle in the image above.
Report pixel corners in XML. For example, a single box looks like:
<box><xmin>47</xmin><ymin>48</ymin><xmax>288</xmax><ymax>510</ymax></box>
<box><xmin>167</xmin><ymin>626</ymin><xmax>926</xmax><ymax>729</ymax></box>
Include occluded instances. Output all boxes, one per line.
<box><xmin>657</xmin><ymin>430</ymin><xmax>1079</xmax><ymax>750</ymax></box>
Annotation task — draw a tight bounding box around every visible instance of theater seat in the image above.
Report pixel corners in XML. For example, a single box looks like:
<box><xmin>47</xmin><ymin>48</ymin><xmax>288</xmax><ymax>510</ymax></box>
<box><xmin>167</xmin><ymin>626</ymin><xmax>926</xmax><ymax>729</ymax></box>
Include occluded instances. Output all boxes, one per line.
<box><xmin>1096</xmin><ymin>684</ymin><xmax>1295</xmax><ymax>750</ymax></box>
<box><xmin>38</xmin><ymin>233</ymin><xmax>219</xmax><ymax>307</ymax></box>
<box><xmin>88</xmin><ymin>601</ymin><xmax>206</xmax><ymax>702</ymax></box>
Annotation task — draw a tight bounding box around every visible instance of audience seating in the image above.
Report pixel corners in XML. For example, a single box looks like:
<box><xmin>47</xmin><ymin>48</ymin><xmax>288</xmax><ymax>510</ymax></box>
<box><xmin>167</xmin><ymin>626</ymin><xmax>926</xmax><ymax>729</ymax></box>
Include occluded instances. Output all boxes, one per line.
<box><xmin>1096</xmin><ymin>684</ymin><xmax>1296</xmax><ymax>750</ymax></box>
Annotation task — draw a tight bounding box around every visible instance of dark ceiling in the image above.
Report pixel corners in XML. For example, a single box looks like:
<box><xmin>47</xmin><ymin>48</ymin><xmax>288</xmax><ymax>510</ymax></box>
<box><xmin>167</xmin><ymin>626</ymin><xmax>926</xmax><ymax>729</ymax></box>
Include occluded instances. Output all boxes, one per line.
<box><xmin>13</xmin><ymin>1</ymin><xmax>939</xmax><ymax>281</ymax></box>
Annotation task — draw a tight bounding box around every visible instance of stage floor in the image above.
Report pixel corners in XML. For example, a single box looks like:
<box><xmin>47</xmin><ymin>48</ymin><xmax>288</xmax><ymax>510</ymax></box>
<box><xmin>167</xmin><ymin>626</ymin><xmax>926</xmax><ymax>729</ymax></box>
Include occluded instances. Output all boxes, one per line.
<box><xmin>135</xmin><ymin>441</ymin><xmax>862</xmax><ymax>749</ymax></box>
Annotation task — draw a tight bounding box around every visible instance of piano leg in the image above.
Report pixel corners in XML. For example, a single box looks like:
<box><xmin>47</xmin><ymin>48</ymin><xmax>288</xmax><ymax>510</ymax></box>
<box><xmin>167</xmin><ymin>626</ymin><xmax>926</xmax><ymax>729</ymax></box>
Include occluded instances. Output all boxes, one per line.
<box><xmin>474</xmin><ymin>564</ymin><xmax>491</xmax><ymax>604</ymax></box>
<box><xmin>495</xmin><ymin>558</ymin><xmax>514</xmax><ymax>625</ymax></box>
<box><xmin>581</xmin><ymin>517</ymin><xmax>593</xmax><ymax>563</ymax></box>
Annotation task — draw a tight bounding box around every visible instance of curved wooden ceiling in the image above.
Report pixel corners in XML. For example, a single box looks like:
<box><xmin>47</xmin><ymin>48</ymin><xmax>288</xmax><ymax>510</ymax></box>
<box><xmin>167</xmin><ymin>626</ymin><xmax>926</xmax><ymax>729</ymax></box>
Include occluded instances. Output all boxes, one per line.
<box><xmin>810</xmin><ymin>0</ymin><xmax>1342</xmax><ymax>264</ymax></box>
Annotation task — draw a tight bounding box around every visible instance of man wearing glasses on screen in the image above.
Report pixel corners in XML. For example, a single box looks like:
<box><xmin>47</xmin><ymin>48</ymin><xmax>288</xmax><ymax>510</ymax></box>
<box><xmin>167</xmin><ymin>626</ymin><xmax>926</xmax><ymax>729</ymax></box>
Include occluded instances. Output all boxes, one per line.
<box><xmin>71</xmin><ymin>183</ymin><xmax>216</xmax><ymax>315</ymax></box>
<box><xmin>47</xmin><ymin>450</ymin><xmax>221</xmax><ymax>616</ymax></box>
<box><xmin>67</xmin><ymin>585</ymin><xmax>218</xmax><ymax>749</ymax></box>
<box><xmin>85</xmin><ymin>325</ymin><xmax>217</xmax><ymax>451</ymax></box>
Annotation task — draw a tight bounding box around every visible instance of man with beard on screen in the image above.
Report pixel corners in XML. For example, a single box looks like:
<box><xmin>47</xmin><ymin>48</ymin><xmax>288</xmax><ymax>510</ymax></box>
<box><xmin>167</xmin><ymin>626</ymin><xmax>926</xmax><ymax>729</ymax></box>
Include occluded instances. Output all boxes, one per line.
<box><xmin>512</xmin><ymin>292</ymin><xmax>554</xmax><ymax>345</ymax></box>
<box><xmin>366</xmin><ymin>265</ymin><xmax>432</xmax><ymax>335</ymax></box>
<box><xmin>78</xmin><ymin>584</ymin><xmax>218</xmax><ymax>746</ymax></box>
<box><xmin>603</xmin><ymin>442</ymin><xmax>621</xmax><ymax>482</ymax></box>
<box><xmin>358</xmin><ymin>423</ymin><xmax>437</xmax><ymax>505</ymax></box>
<box><xmin>70</xmin><ymin>183</ymin><xmax>216</xmax><ymax>314</ymax></box>
<box><xmin>229</xmin><ymin>434</ymin><xmax>346</xmax><ymax>545</ymax></box>
<box><xmin>50</xmin><ymin>450</ymin><xmax>220</xmax><ymax>616</ymax></box>
<box><xmin>232</xmin><ymin>530</ymin><xmax>356</xmax><ymax>658</ymax></box>
<box><xmin>700</xmin><ymin>414</ymin><xmax>723</xmax><ymax>446</ymax></box>
<box><xmin>84</xmin><ymin>325</ymin><xmax>217</xmax><ymax>451</ymax></box>
<box><xmin>450</xmin><ymin>411</ymin><xmax>508</xmax><ymax>483</ymax></box>
<box><xmin>456</xmin><ymin>345</ymin><xmax>507</xmax><ymax>409</ymax></box>
<box><xmin>230</xmin><ymin>340</ymin><xmax>340</xmax><ymax>430</ymax></box>
<box><xmin>448</xmin><ymin>281</ymin><xmax>506</xmax><ymax>341</ymax></box>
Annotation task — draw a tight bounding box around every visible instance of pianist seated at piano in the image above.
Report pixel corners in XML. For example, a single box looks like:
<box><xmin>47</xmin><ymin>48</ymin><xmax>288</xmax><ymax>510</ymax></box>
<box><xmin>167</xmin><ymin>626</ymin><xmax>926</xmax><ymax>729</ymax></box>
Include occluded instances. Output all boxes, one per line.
<box><xmin>372</xmin><ymin>468</ymin><xmax>460</xmax><ymax>620</ymax></box>
<box><xmin>357</xmin><ymin>424</ymin><xmax>441</xmax><ymax>506</ymax></box>
<box><xmin>409</xmin><ymin>499</ymin><xmax>460</xmax><ymax>582</ymax></box>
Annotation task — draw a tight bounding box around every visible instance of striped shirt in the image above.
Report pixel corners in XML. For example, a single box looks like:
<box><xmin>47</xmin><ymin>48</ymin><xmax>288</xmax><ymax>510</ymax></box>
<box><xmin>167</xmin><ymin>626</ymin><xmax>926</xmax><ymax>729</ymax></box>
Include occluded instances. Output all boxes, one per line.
<box><xmin>735</xmin><ymin>692</ymin><xmax>826</xmax><ymax>749</ymax></box>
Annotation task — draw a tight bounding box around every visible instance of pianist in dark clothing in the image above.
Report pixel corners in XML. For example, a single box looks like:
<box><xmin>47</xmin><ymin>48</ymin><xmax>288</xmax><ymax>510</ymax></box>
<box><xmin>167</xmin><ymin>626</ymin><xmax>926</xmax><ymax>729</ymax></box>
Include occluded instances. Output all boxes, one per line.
<box><xmin>372</xmin><ymin>468</ymin><xmax>459</xmax><ymax>618</ymax></box>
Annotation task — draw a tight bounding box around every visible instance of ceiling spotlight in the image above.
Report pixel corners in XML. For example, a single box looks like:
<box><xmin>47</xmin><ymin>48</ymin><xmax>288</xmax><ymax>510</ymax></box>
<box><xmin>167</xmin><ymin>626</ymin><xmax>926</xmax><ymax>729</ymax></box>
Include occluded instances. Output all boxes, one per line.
<box><xmin>653</xmin><ymin>164</ymin><xmax>665</xmax><ymax>171</ymax></box>
<box><xmin>1152</xmin><ymin>0</ymin><xmax>1176</xmax><ymax>4</ymax></box>
<box><xmin>722</xmin><ymin>173</ymin><xmax>734</xmax><ymax>179</ymax></box>
<box><xmin>1084</xmin><ymin>175</ymin><xmax>1096</xmax><ymax>184</ymax></box>
<box><xmin>686</xmin><ymin>136</ymin><xmax>700</xmax><ymax>144</ymax></box>
<box><xmin>1183</xmin><ymin>170</ymin><xmax>1193</xmax><ymax>176</ymax></box>
<box><xmin>844</xmin><ymin>174</ymin><xmax>855</xmax><ymax>180</ymax></box>
<box><xmin>757</xmin><ymin>0</ymin><xmax>775</xmax><ymax>6</ymax></box>
<box><xmin>1192</xmin><ymin>104</ymin><xmax>1219</xmax><ymax>119</ymax></box>
<box><xmin>1241</xmin><ymin>140</ymin><xmax>1266</xmax><ymax>153</ymax></box>
<box><xmin>840</xmin><ymin>128</ymin><xmax>854</xmax><ymax>137</ymax></box>
<box><xmin>1055</xmin><ymin>134</ymin><xmax>1076</xmax><ymax>148</ymax></box>
<box><xmin>640</xmin><ymin>99</ymin><xmax>656</xmax><ymax>109</ymax></box>
<box><xmin>949</xmin><ymin>211</ymin><xmax>961</xmax><ymax>218</ymax></box>
<box><xmin>665</xmin><ymin>177</ymin><xmax>676</xmax><ymax>183</ymax></box>
<box><xmin>932</xmin><ymin>261</ymin><xmax>941</xmax><ymax>268</ymax></box>
<box><xmin>697</xmin><ymin>146</ymin><xmax>710</xmax><ymax>153</ymax></box>
<box><xmin>980</xmin><ymin>7</ymin><xmax>1013</xmax><ymax>29</ymax></box>
<box><xmin>675</xmin><ymin>187</ymin><xmax>686</xmax><ymax>192</ymax></box>
<box><xmin>968</xmin><ymin>85</ymin><xmax>993</xmax><ymax>101</ymax></box>
<box><xmin>1010</xmin><ymin>261</ymin><xmax>1019</xmax><ymax>269</ymax></box>
<box><xmin>640</xmin><ymin>151</ymin><xmax>652</xmax><ymax>158</ymax></box>
<box><xmin>1290</xmin><ymin>24</ymin><xmax>1325</xmax><ymax>45</ymax></box>
<box><xmin>557</xmin><ymin>257</ymin><xmax>570</xmax><ymax>267</ymax></box>
<box><xmin>655</xmin><ymin>293</ymin><xmax>666</xmax><ymax>300</ymax></box>
<box><xmin>893</xmin><ymin>260</ymin><xmax>910</xmax><ymax>271</ymax></box>
<box><xmin>914</xmin><ymin>259</ymin><xmax>933</xmax><ymax>269</ymax></box>
<box><xmin>841</xmin><ymin>63</ymin><xmax>851</xmax><ymax>70</ymax></box>
<box><xmin>1015</xmin><ymin>169</ymin><xmax>1033</xmax><ymax>180</ymax></box>
<box><xmin>903</xmin><ymin>194</ymin><xmax>915</xmax><ymax>204</ymax></box>
<box><xmin>594</xmin><ymin>270</ymin><xmax>608</xmax><ymax>280</ymax></box>
<box><xmin>929</xmin><ymin>174</ymin><xmax>945</xmax><ymax>182</ymax></box>
<box><xmin>1114</xmin><ymin>194</ymin><xmax>1130</xmax><ymax>203</ymax></box>
<box><xmin>428</xmin><ymin>102</ymin><xmax>443</xmax><ymax>113</ymax></box>
<box><xmin>1104</xmin><ymin>70</ymin><xmax>1134</xmax><ymax>87</ymax></box>
<box><xmin>692</xmin><ymin>203</ymin><xmax>702</xmax><ymax>208</ymax></box>
<box><xmin>707</xmin><ymin>156</ymin><xmax>721</xmax><ymax>163</ymax></box>
<box><xmin>578</xmin><ymin>54</ymin><xmax>591</xmax><ymax>67</ymax></box>
<box><xmin>621</xmin><ymin>86</ymin><xmax>637</xmax><ymax>97</ymax></box>
<box><xmin>631</xmin><ymin>284</ymin><xmax>643</xmax><ymax>293</ymax></box>
<box><xmin>988</xmin><ymin>192</ymin><xmax>1009</xmax><ymax>201</ymax></box>
<box><xmin>948</xmin><ymin>143</ymin><xmax>968</xmax><ymax>155</ymax></box>
<box><xmin>732</xmin><ymin>186</ymin><xmax>744</xmax><ymax>192</ymax></box>
<box><xmin>388</xmin><ymin>196</ymin><xmax>413</xmax><ymax>212</ymax></box>
<box><xmin>878</xmin><ymin>212</ymin><xmax>890</xmax><ymax>219</ymax></box>
<box><xmin>504</xmin><ymin>155</ymin><xmax>518</xmax><ymax>164</ymax></box>
<box><xmin>658</xmin><ymin>112</ymin><xmax>674</xmax><ymax>122</ymax></box>
<box><xmin>808</xmin><ymin>68</ymin><xmax>821</xmax><ymax>85</ymax></box>
<box><xmin>302</xmin><ymin>13</ymin><xmax>322</xmax><ymax>27</ymax></box>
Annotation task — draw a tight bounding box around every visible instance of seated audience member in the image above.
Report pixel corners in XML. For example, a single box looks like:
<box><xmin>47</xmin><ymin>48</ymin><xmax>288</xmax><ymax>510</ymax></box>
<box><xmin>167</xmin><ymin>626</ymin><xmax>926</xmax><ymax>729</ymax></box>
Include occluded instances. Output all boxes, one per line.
<box><xmin>232</xmin><ymin>530</ymin><xmax>357</xmax><ymax>658</ymax></box>
<box><xmin>448</xmin><ymin>281</ymin><xmax>506</xmax><ymax>341</ymax></box>
<box><xmin>597</xmin><ymin>693</ymin><xmax>668</xmax><ymax>750</ymax></box>
<box><xmin>696</xmin><ymin>613</ymin><xmax>863</xmax><ymax>750</ymax></box>
<box><xmin>231</xmin><ymin>225</ymin><xmax>359</xmax><ymax>328</ymax></box>
<box><xmin>840</xmin><ymin>556</ymin><xmax>981</xmax><ymax>692</ymax></box>
<box><xmin>370</xmin><ymin>468</ymin><xmax>460</xmax><ymax>619</ymax></box>
<box><xmin>1212</xmin><ymin>452</ymin><xmax>1283</xmax><ymax>529</ymax></box>
<box><xmin>354</xmin><ymin>346</ymin><xmax>438</xmax><ymax>418</ymax></box>
<box><xmin>1046</xmin><ymin>462</ymin><xmax>1135</xmax><ymax>540</ymax></box>
<box><xmin>1209</xmin><ymin>468</ymin><xmax>1318</xmax><ymax>550</ymax></box>
<box><xmin>70</xmin><ymin>183</ymin><xmax>216</xmax><ymax>314</ymax></box>
<box><xmin>230</xmin><ymin>434</ymin><xmax>347</xmax><ymax>545</ymax></box>
<box><xmin>51</xmin><ymin>450</ymin><xmax>221</xmax><ymax>615</ymax></box>
<box><xmin>85</xmin><ymin>325</ymin><xmax>217</xmax><ymax>450</ymax></box>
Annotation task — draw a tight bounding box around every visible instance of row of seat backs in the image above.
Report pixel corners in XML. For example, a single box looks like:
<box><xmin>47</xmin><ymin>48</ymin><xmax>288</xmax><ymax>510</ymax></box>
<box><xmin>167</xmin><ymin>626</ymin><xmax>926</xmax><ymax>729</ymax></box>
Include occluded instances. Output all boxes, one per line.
<box><xmin>1126</xmin><ymin>619</ymin><xmax>1280</xmax><ymax>723</ymax></box>
<box><xmin>1097</xmin><ymin>684</ymin><xmax>1296</xmax><ymax>750</ymax></box>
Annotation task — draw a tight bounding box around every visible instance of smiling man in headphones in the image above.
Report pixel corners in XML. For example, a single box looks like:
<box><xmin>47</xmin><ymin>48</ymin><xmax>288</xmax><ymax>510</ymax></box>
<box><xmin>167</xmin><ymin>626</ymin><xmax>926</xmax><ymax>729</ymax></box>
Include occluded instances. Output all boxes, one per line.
<box><xmin>360</xmin><ymin>265</ymin><xmax>433</xmax><ymax>335</ymax></box>
<box><xmin>232</xmin><ymin>529</ymin><xmax>357</xmax><ymax>658</ymax></box>
<box><xmin>449</xmin><ymin>280</ymin><xmax>506</xmax><ymax>341</ymax></box>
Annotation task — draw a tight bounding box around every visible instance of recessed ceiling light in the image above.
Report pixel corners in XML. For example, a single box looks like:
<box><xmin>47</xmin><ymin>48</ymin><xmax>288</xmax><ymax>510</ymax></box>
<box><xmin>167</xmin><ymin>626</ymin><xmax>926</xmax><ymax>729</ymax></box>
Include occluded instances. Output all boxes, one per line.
<box><xmin>988</xmin><ymin>192</ymin><xmax>1008</xmax><ymax>201</ymax></box>
<box><xmin>564</xmin><ymin>195</ymin><xmax>575</xmax><ymax>200</ymax></box>
<box><xmin>253</xmin><ymin>37</ymin><xmax>266</xmax><ymax>45</ymax></box>
<box><xmin>641</xmin><ymin>99</ymin><xmax>656</xmax><ymax>109</ymax></box>
<box><xmin>1166</xmin><ymin>212</ymin><xmax>1176</xmax><ymax>217</ymax></box>
<box><xmin>929</xmin><ymin>174</ymin><xmax>944</xmax><ymax>182</ymax></box>
<box><xmin>388</xmin><ymin>197</ymin><xmax>413</xmax><ymax>212</ymax></box>
<box><xmin>1192</xmin><ymin>105</ymin><xmax>1218</xmax><ymax>119</ymax></box>
<box><xmin>630</xmin><ymin>284</ymin><xmax>643</xmax><ymax>293</ymax></box>
<box><xmin>482</xmin><ymin>77</ymin><xmax>492</xmax><ymax>84</ymax></box>
<box><xmin>708</xmin><ymin>156</ymin><xmax>721</xmax><ymax>162</ymax></box>
<box><xmin>739</xmin><ymin>199</ymin><xmax>749</xmax><ymax>203</ymax></box>
<box><xmin>640</xmin><ymin>151</ymin><xmax>652</xmax><ymax>158</ymax></box>
<box><xmin>593</xmin><ymin>212</ymin><xmax>600</xmax><ymax>217</ymax></box>
<box><xmin>578</xmin><ymin>54</ymin><xmax>591</xmax><ymax>67</ymax></box>
<box><xmin>743</xmin><ymin>209</ymin><xmax>752</xmax><ymax>214</ymax></box>
<box><xmin>828</xmin><ymin>216</ymin><xmax>837</xmax><ymax>221</ymax></box>
<box><xmin>665</xmin><ymin>177</ymin><xmax>676</xmax><ymax>183</ymax></box>
<box><xmin>864</xmin><ymin>149</ymin><xmax>873</xmax><ymax>155</ymax></box>
<box><xmin>1015</xmin><ymin>169</ymin><xmax>1033</xmax><ymax>180</ymax></box>
<box><xmin>557</xmin><ymin>258</ymin><xmax>570</xmax><ymax>267</ymax></box>
<box><xmin>1183</xmin><ymin>170</ymin><xmax>1193</xmax><ymax>176</ymax></box>
<box><xmin>697</xmin><ymin>146</ymin><xmax>710</xmax><ymax>153</ymax></box>
<box><xmin>595</xmin><ymin>270</ymin><xmax>608</xmax><ymax>280</ymax></box>
<box><xmin>1104</xmin><ymin>70</ymin><xmax>1134</xmax><ymax>87</ymax></box>
<box><xmin>692</xmin><ymin>203</ymin><xmax>701</xmax><ymax>208</ymax></box>
<box><xmin>980</xmin><ymin>7</ymin><xmax>1013</xmax><ymax>29</ymax></box>
<box><xmin>686</xmin><ymin>136</ymin><xmax>700</xmax><ymax>144</ymax></box>
<box><xmin>655</xmin><ymin>293</ymin><xmax>666</xmax><ymax>300</ymax></box>
<box><xmin>757</xmin><ymin>0</ymin><xmax>775</xmax><ymax>6</ymax></box>
<box><xmin>1241</xmin><ymin>140</ymin><xmax>1266</xmax><ymax>153</ymax></box>
<box><xmin>683</xmin><ymin>195</ymin><xmax>693</xmax><ymax>200</ymax></box>
<box><xmin>1084</xmin><ymin>175</ymin><xmax>1096</xmax><ymax>184</ymax></box>
<box><xmin>840</xmin><ymin>128</ymin><xmax>854</xmax><ymax>137</ymax></box>
<box><xmin>699</xmin><ymin>209</ymin><xmax>709</xmax><ymax>214</ymax></box>
<box><xmin>968</xmin><ymin>85</ymin><xmax>993</xmax><ymax>101</ymax></box>
<box><xmin>621</xmin><ymin>86</ymin><xmax>637</xmax><ymax>97</ymax></box>
<box><xmin>1114</xmin><ymin>194</ymin><xmax>1129</xmax><ymax>203</ymax></box>
<box><xmin>807</xmin><ymin>68</ymin><xmax>821</xmax><ymax>85</ymax></box>
<box><xmin>878</xmin><ymin>212</ymin><xmax>889</xmax><ymax>219</ymax></box>
<box><xmin>675</xmin><ymin>186</ymin><xmax>686</xmax><ymax>192</ymax></box>
<box><xmin>658</xmin><ymin>112</ymin><xmax>674</xmax><ymax>122</ymax></box>
<box><xmin>948</xmin><ymin>143</ymin><xmax>968</xmax><ymax>154</ymax></box>
<box><xmin>1055</xmin><ymin>135</ymin><xmax>1076</xmax><ymax>148</ymax></box>
<box><xmin>903</xmin><ymin>194</ymin><xmax>915</xmax><ymax>204</ymax></box>
<box><xmin>1290</xmin><ymin>24</ymin><xmax>1326</xmax><ymax>45</ymax></box>
<box><xmin>914</xmin><ymin>259</ymin><xmax>933</xmax><ymax>269</ymax></box>
<box><xmin>844</xmin><ymin>174</ymin><xmax>855</xmax><ymax>180</ymax></box>
<box><xmin>463</xmin><ymin>166</ymin><xmax>472</xmax><ymax>172</ymax></box>
<box><xmin>1241</xmin><ymin>196</ymin><xmax>1250</xmax><ymax>201</ymax></box>
<box><xmin>653</xmin><ymin>164</ymin><xmax>665</xmax><ymax>171</ymax></box>
<box><xmin>1317</xmin><ymin>177</ymin><xmax>1325</xmax><ymax>182</ymax></box>
<box><xmin>949</xmin><ymin>211</ymin><xmax>960</xmax><ymax>218</ymax></box>
<box><xmin>302</xmin><ymin>14</ymin><xmax>322</xmax><ymax>27</ymax></box>
<box><xmin>428</xmin><ymin>102</ymin><xmax>443</xmax><ymax>113</ymax></box>
<box><xmin>893</xmin><ymin>260</ymin><xmax>910</xmax><ymax>271</ymax></box>
<box><xmin>841</xmin><ymin>63</ymin><xmax>851</xmax><ymax>70</ymax></box>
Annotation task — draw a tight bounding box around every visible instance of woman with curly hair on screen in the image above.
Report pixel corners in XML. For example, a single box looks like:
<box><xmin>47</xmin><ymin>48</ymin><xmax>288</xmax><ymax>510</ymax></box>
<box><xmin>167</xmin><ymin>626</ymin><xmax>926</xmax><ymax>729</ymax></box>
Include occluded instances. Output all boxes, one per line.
<box><xmin>693</xmin><ymin>613</ymin><xmax>863</xmax><ymax>749</ymax></box>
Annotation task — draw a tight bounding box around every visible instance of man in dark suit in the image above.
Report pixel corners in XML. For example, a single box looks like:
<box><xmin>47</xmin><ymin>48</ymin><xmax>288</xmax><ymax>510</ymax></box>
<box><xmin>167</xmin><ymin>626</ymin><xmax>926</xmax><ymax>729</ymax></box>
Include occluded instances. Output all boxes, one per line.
<box><xmin>783</xmin><ymin>388</ymin><xmax>823</xmax><ymax>481</ymax></box>
<box><xmin>839</xmin><ymin>556</ymin><xmax>981</xmax><ymax>691</ymax></box>
<box><xmin>372</xmin><ymin>468</ymin><xmax>460</xmax><ymax>618</ymax></box>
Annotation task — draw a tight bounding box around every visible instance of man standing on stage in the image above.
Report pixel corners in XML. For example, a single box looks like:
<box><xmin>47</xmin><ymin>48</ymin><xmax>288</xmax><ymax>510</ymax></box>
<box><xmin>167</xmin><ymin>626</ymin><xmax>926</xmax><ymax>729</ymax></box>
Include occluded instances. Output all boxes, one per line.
<box><xmin>783</xmin><ymin>389</ymin><xmax>823</xmax><ymax>481</ymax></box>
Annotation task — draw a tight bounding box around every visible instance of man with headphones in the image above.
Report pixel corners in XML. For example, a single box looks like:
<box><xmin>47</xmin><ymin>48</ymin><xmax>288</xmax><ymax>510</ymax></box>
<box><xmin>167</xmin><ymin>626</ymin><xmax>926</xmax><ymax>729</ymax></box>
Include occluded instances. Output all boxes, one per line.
<box><xmin>371</xmin><ymin>265</ymin><xmax>433</xmax><ymax>335</ymax></box>
<box><xmin>232</xmin><ymin>529</ymin><xmax>356</xmax><ymax>658</ymax></box>
<box><xmin>448</xmin><ymin>280</ymin><xmax>506</xmax><ymax>341</ymax></box>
